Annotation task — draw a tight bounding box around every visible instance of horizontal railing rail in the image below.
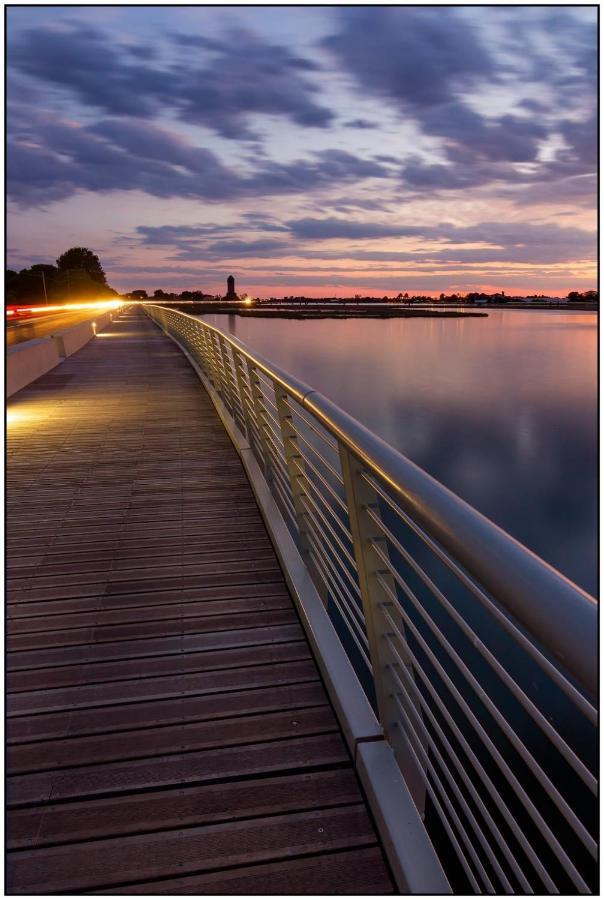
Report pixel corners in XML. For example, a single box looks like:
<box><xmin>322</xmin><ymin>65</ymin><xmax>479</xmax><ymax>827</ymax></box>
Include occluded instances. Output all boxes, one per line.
<box><xmin>144</xmin><ymin>303</ymin><xmax>597</xmax><ymax>894</ymax></box>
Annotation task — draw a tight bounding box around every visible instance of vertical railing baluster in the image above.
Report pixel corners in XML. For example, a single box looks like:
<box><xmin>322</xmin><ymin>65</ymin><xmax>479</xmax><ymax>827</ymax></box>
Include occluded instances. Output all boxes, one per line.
<box><xmin>339</xmin><ymin>443</ymin><xmax>427</xmax><ymax>814</ymax></box>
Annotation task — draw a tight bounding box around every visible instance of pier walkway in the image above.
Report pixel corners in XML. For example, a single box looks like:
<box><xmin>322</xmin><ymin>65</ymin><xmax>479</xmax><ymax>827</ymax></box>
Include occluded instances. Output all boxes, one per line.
<box><xmin>6</xmin><ymin>308</ymin><xmax>394</xmax><ymax>894</ymax></box>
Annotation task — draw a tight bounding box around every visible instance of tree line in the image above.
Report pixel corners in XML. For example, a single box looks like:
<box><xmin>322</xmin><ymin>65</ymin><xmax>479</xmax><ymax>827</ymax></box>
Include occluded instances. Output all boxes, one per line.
<box><xmin>6</xmin><ymin>247</ymin><xmax>118</xmax><ymax>305</ymax></box>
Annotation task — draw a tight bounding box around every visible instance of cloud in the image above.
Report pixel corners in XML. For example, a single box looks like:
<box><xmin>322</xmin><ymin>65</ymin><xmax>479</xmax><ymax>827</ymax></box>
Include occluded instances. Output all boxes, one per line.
<box><xmin>10</xmin><ymin>22</ymin><xmax>172</xmax><ymax>117</ymax></box>
<box><xmin>245</xmin><ymin>150</ymin><xmax>390</xmax><ymax>195</ymax></box>
<box><xmin>7</xmin><ymin>115</ymin><xmax>239</xmax><ymax>204</ymax></box>
<box><xmin>344</xmin><ymin>118</ymin><xmax>377</xmax><ymax>129</ymax></box>
<box><xmin>10</xmin><ymin>21</ymin><xmax>334</xmax><ymax>140</ymax></box>
<box><xmin>501</xmin><ymin>174</ymin><xmax>596</xmax><ymax>208</ymax></box>
<box><xmin>324</xmin><ymin>8</ymin><xmax>493</xmax><ymax>109</ymax></box>
<box><xmin>7</xmin><ymin>111</ymin><xmax>391</xmax><ymax>206</ymax></box>
<box><xmin>324</xmin><ymin>8</ymin><xmax>596</xmax><ymax>189</ymax></box>
<box><xmin>286</xmin><ymin>218</ymin><xmax>595</xmax><ymax>265</ymax></box>
<box><xmin>136</xmin><ymin>225</ymin><xmax>233</xmax><ymax>245</ymax></box>
<box><xmin>288</xmin><ymin>218</ymin><xmax>424</xmax><ymax>240</ymax></box>
<box><xmin>177</xmin><ymin>239</ymin><xmax>292</xmax><ymax>261</ymax></box>
<box><xmin>132</xmin><ymin>216</ymin><xmax>595</xmax><ymax>268</ymax></box>
<box><xmin>170</xmin><ymin>27</ymin><xmax>334</xmax><ymax>138</ymax></box>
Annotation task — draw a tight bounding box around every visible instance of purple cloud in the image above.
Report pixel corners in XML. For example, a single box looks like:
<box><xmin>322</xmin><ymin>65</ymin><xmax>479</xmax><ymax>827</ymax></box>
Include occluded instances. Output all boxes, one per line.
<box><xmin>11</xmin><ymin>21</ymin><xmax>334</xmax><ymax>140</ymax></box>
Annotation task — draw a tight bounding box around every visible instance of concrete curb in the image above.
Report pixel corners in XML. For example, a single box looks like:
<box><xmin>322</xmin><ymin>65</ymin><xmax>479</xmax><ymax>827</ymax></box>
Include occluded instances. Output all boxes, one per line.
<box><xmin>7</xmin><ymin>309</ymin><xmax>119</xmax><ymax>397</ymax></box>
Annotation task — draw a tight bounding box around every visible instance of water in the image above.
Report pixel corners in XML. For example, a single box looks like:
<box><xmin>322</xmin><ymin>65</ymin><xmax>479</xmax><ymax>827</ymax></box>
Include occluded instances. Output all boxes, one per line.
<box><xmin>202</xmin><ymin>309</ymin><xmax>597</xmax><ymax>596</ymax></box>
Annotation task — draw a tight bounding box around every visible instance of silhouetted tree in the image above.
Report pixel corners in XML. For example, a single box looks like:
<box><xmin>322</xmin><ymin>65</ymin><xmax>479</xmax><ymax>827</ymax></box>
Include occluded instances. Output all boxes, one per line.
<box><xmin>130</xmin><ymin>289</ymin><xmax>148</xmax><ymax>299</ymax></box>
<box><xmin>30</xmin><ymin>264</ymin><xmax>58</xmax><ymax>277</ymax></box>
<box><xmin>568</xmin><ymin>290</ymin><xmax>598</xmax><ymax>303</ymax></box>
<box><xmin>56</xmin><ymin>247</ymin><xmax>107</xmax><ymax>285</ymax></box>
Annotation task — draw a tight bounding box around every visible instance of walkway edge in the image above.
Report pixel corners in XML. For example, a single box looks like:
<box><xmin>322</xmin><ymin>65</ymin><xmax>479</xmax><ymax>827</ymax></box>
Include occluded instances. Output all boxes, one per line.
<box><xmin>357</xmin><ymin>741</ymin><xmax>451</xmax><ymax>893</ymax></box>
<box><xmin>150</xmin><ymin>315</ymin><xmax>451</xmax><ymax>894</ymax></box>
<box><xmin>7</xmin><ymin>309</ymin><xmax>119</xmax><ymax>397</ymax></box>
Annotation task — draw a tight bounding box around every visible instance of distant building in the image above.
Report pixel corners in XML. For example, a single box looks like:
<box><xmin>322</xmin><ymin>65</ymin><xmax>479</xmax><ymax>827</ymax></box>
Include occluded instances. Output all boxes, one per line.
<box><xmin>225</xmin><ymin>275</ymin><xmax>238</xmax><ymax>300</ymax></box>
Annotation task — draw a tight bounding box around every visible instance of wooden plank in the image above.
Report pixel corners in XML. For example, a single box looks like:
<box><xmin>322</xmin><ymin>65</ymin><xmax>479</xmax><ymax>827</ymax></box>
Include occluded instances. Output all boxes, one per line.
<box><xmin>8</xmin><ymin>681</ymin><xmax>328</xmax><ymax>743</ymax></box>
<box><xmin>7</xmin><ymin>580</ymin><xmax>289</xmax><ymax>617</ymax></box>
<box><xmin>8</xmin><ymin>732</ymin><xmax>350</xmax><ymax>809</ymax></box>
<box><xmin>7</xmin><ymin>657</ymin><xmax>320</xmax><ymax>715</ymax></box>
<box><xmin>8</xmin><ymin>705</ymin><xmax>335</xmax><ymax>773</ymax></box>
<box><xmin>8</xmin><ymin>622</ymin><xmax>306</xmax><ymax>671</ymax></box>
<box><xmin>8</xmin><ymin>607</ymin><xmax>298</xmax><ymax>652</ymax></box>
<box><xmin>8</xmin><ymin>768</ymin><xmax>361</xmax><ymax>849</ymax></box>
<box><xmin>8</xmin><ymin>565</ymin><xmax>286</xmax><ymax>603</ymax></box>
<box><xmin>7</xmin><ymin>805</ymin><xmax>376</xmax><ymax>893</ymax></box>
<box><xmin>8</xmin><ymin>639</ymin><xmax>310</xmax><ymax>693</ymax></box>
<box><xmin>7</xmin><ymin>592</ymin><xmax>292</xmax><ymax>635</ymax></box>
<box><xmin>92</xmin><ymin>847</ymin><xmax>394</xmax><ymax>895</ymax></box>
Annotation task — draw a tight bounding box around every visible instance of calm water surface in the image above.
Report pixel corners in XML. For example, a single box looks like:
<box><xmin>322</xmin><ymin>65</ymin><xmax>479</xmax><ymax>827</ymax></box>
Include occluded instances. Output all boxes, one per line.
<box><xmin>202</xmin><ymin>309</ymin><xmax>597</xmax><ymax>595</ymax></box>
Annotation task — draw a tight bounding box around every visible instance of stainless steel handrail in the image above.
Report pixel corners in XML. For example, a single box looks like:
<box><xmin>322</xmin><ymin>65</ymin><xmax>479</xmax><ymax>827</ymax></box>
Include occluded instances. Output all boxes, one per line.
<box><xmin>144</xmin><ymin>303</ymin><xmax>597</xmax><ymax>894</ymax></box>
<box><xmin>306</xmin><ymin>391</ymin><xmax>597</xmax><ymax>696</ymax></box>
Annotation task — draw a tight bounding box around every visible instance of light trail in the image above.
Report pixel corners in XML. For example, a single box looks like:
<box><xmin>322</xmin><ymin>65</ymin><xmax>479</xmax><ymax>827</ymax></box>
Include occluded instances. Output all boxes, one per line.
<box><xmin>6</xmin><ymin>299</ymin><xmax>124</xmax><ymax>316</ymax></box>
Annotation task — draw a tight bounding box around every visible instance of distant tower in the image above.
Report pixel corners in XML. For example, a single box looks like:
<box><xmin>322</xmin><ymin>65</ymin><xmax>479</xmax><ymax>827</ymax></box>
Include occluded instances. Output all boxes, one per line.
<box><xmin>226</xmin><ymin>275</ymin><xmax>237</xmax><ymax>300</ymax></box>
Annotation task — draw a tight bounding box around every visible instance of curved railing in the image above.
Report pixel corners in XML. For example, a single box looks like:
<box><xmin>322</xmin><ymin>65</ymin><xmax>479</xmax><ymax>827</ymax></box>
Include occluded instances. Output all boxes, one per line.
<box><xmin>145</xmin><ymin>304</ymin><xmax>597</xmax><ymax>894</ymax></box>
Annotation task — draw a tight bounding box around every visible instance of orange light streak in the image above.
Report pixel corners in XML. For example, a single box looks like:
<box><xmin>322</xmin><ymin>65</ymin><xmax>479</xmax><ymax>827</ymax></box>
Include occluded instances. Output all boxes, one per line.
<box><xmin>6</xmin><ymin>299</ymin><xmax>123</xmax><ymax>316</ymax></box>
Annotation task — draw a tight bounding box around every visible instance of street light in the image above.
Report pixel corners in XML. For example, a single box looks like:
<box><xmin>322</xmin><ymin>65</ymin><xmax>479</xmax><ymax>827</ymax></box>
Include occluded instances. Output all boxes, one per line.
<box><xmin>40</xmin><ymin>270</ymin><xmax>48</xmax><ymax>304</ymax></box>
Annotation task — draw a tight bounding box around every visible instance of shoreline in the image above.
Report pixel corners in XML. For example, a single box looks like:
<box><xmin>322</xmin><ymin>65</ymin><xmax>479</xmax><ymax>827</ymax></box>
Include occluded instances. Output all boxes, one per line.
<box><xmin>155</xmin><ymin>300</ymin><xmax>597</xmax><ymax>320</ymax></box>
<box><xmin>163</xmin><ymin>303</ymin><xmax>488</xmax><ymax>320</ymax></box>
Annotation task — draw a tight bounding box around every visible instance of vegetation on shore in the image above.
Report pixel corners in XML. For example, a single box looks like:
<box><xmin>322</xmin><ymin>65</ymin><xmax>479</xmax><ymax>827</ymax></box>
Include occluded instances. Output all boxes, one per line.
<box><xmin>6</xmin><ymin>247</ymin><xmax>118</xmax><ymax>305</ymax></box>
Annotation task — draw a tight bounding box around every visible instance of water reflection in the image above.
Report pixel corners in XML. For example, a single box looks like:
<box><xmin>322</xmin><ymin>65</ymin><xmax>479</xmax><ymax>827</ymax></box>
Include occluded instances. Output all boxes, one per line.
<box><xmin>202</xmin><ymin>309</ymin><xmax>597</xmax><ymax>595</ymax></box>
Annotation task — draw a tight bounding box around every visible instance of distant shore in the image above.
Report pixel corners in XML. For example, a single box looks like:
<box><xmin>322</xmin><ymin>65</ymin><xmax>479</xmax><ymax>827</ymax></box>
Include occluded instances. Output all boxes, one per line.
<box><xmin>152</xmin><ymin>299</ymin><xmax>597</xmax><ymax>319</ymax></box>
<box><xmin>162</xmin><ymin>302</ymin><xmax>488</xmax><ymax>320</ymax></box>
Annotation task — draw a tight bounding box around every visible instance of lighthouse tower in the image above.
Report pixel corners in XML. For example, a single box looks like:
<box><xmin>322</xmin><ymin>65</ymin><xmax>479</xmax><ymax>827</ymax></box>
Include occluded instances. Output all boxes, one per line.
<box><xmin>225</xmin><ymin>275</ymin><xmax>238</xmax><ymax>300</ymax></box>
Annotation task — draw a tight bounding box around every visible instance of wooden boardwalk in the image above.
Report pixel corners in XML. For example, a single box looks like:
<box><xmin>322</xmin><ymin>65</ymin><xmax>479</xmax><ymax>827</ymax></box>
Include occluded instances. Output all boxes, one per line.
<box><xmin>6</xmin><ymin>308</ymin><xmax>394</xmax><ymax>894</ymax></box>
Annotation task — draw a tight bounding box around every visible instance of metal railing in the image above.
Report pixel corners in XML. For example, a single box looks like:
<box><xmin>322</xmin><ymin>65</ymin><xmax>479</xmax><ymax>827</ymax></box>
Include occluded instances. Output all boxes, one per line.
<box><xmin>145</xmin><ymin>304</ymin><xmax>597</xmax><ymax>894</ymax></box>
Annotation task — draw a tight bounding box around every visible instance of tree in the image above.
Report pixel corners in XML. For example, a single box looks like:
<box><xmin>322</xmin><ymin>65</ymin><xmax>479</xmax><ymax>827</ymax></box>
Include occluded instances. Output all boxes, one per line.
<box><xmin>153</xmin><ymin>289</ymin><xmax>167</xmax><ymax>299</ymax></box>
<box><xmin>130</xmin><ymin>289</ymin><xmax>148</xmax><ymax>299</ymax></box>
<box><xmin>56</xmin><ymin>247</ymin><xmax>107</xmax><ymax>285</ymax></box>
<box><xmin>31</xmin><ymin>264</ymin><xmax>58</xmax><ymax>277</ymax></box>
<box><xmin>568</xmin><ymin>290</ymin><xmax>598</xmax><ymax>303</ymax></box>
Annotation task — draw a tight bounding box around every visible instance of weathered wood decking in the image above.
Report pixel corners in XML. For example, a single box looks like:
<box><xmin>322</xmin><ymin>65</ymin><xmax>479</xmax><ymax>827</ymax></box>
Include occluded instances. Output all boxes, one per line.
<box><xmin>6</xmin><ymin>308</ymin><xmax>394</xmax><ymax>894</ymax></box>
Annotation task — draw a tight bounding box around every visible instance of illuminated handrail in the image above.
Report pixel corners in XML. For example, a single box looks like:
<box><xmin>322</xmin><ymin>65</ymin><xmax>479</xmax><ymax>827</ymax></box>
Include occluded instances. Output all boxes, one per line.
<box><xmin>144</xmin><ymin>303</ymin><xmax>597</xmax><ymax>894</ymax></box>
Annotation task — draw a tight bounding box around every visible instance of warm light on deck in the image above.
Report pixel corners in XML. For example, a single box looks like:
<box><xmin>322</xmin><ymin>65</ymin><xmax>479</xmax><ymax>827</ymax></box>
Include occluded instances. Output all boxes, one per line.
<box><xmin>7</xmin><ymin>409</ymin><xmax>30</xmax><ymax>428</ymax></box>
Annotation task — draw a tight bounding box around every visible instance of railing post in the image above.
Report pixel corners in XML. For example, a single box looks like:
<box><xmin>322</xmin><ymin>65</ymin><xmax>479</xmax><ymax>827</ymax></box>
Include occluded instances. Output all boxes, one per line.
<box><xmin>200</xmin><ymin>326</ymin><xmax>222</xmax><ymax>391</ymax></box>
<box><xmin>196</xmin><ymin>324</ymin><xmax>216</xmax><ymax>385</ymax></box>
<box><xmin>339</xmin><ymin>443</ymin><xmax>427</xmax><ymax>814</ymax></box>
<box><xmin>275</xmin><ymin>390</ymin><xmax>327</xmax><ymax>599</ymax></box>
<box><xmin>246</xmin><ymin>360</ymin><xmax>275</xmax><ymax>485</ymax></box>
<box><xmin>232</xmin><ymin>348</ymin><xmax>254</xmax><ymax>441</ymax></box>
<box><xmin>210</xmin><ymin>332</ymin><xmax>230</xmax><ymax>402</ymax></box>
<box><xmin>217</xmin><ymin>335</ymin><xmax>237</xmax><ymax>416</ymax></box>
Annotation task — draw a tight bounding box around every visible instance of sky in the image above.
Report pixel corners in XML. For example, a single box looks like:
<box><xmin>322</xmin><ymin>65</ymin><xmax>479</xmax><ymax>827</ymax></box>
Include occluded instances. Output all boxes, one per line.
<box><xmin>6</xmin><ymin>5</ymin><xmax>598</xmax><ymax>298</ymax></box>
